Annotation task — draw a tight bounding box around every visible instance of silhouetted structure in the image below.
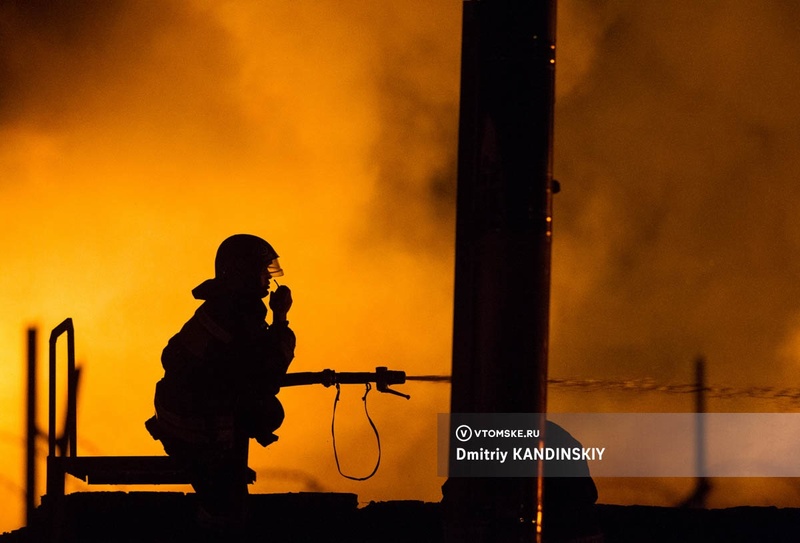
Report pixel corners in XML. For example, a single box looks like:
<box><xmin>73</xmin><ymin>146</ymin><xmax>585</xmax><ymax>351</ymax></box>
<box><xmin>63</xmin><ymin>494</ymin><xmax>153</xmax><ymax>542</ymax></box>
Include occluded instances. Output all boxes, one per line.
<box><xmin>9</xmin><ymin>493</ymin><xmax>800</xmax><ymax>542</ymax></box>
<box><xmin>679</xmin><ymin>356</ymin><xmax>711</xmax><ymax>508</ymax></box>
<box><xmin>444</xmin><ymin>0</ymin><xmax>557</xmax><ymax>541</ymax></box>
<box><xmin>25</xmin><ymin>328</ymin><xmax>37</xmax><ymax>528</ymax></box>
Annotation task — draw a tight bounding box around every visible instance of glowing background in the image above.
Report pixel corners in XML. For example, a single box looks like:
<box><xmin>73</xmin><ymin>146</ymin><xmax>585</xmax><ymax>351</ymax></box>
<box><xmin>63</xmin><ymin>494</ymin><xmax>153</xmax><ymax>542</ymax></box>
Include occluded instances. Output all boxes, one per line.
<box><xmin>3</xmin><ymin>0</ymin><xmax>800</xmax><ymax>532</ymax></box>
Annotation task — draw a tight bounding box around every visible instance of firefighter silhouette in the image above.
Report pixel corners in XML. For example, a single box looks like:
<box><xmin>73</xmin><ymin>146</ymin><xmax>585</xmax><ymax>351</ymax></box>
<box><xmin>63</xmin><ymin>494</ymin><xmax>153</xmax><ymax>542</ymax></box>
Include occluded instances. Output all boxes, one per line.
<box><xmin>146</xmin><ymin>234</ymin><xmax>295</xmax><ymax>530</ymax></box>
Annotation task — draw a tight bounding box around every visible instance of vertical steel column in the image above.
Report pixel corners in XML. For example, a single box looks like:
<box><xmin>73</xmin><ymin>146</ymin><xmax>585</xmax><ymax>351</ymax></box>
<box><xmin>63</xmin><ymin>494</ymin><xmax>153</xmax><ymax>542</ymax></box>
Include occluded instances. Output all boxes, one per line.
<box><xmin>446</xmin><ymin>0</ymin><xmax>556</xmax><ymax>541</ymax></box>
<box><xmin>695</xmin><ymin>356</ymin><xmax>706</xmax><ymax>481</ymax></box>
<box><xmin>693</xmin><ymin>356</ymin><xmax>710</xmax><ymax>507</ymax></box>
<box><xmin>26</xmin><ymin>327</ymin><xmax>37</xmax><ymax>527</ymax></box>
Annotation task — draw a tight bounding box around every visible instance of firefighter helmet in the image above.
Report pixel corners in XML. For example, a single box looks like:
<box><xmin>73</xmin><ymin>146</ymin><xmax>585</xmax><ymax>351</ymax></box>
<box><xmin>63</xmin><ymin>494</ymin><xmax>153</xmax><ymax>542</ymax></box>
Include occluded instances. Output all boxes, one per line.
<box><xmin>213</xmin><ymin>234</ymin><xmax>283</xmax><ymax>296</ymax></box>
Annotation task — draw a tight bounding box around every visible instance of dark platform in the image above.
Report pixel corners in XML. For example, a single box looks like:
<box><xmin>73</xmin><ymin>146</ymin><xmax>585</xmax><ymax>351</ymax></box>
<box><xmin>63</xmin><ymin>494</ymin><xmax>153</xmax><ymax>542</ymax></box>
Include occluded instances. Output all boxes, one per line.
<box><xmin>53</xmin><ymin>455</ymin><xmax>256</xmax><ymax>485</ymax></box>
<box><xmin>4</xmin><ymin>493</ymin><xmax>800</xmax><ymax>543</ymax></box>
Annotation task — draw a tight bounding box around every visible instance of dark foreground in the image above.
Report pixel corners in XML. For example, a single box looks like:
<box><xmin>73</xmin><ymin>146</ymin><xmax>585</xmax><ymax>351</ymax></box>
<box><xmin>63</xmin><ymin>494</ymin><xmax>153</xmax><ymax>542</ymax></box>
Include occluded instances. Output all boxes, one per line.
<box><xmin>2</xmin><ymin>492</ymin><xmax>799</xmax><ymax>543</ymax></box>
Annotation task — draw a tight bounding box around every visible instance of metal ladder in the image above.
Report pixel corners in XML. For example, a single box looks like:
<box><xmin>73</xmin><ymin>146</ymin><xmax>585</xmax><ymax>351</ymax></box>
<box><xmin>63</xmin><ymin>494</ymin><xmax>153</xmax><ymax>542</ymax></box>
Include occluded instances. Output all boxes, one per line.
<box><xmin>44</xmin><ymin>318</ymin><xmax>255</xmax><ymax>500</ymax></box>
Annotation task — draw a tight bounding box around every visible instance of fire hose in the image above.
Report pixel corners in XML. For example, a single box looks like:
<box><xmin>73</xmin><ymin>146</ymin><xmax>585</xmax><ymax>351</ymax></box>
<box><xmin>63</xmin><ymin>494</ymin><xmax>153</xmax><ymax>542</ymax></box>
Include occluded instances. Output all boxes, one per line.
<box><xmin>280</xmin><ymin>366</ymin><xmax>409</xmax><ymax>481</ymax></box>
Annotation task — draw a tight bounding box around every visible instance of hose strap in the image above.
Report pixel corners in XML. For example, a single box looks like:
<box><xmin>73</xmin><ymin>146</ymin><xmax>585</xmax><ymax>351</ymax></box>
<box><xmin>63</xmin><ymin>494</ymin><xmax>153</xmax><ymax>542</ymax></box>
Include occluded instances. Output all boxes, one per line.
<box><xmin>331</xmin><ymin>383</ymin><xmax>381</xmax><ymax>481</ymax></box>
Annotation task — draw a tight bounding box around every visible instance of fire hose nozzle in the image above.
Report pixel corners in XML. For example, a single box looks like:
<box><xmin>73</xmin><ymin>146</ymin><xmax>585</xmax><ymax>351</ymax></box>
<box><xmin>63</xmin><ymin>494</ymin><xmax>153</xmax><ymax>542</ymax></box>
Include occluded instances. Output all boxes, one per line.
<box><xmin>375</xmin><ymin>366</ymin><xmax>410</xmax><ymax>399</ymax></box>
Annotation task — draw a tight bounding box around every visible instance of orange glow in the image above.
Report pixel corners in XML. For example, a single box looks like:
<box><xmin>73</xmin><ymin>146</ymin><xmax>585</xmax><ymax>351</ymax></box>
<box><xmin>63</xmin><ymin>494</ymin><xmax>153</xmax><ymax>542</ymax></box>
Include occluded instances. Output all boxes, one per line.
<box><xmin>4</xmin><ymin>0</ymin><xmax>800</xmax><ymax>534</ymax></box>
<box><xmin>0</xmin><ymin>1</ymin><xmax>459</xmax><ymax>531</ymax></box>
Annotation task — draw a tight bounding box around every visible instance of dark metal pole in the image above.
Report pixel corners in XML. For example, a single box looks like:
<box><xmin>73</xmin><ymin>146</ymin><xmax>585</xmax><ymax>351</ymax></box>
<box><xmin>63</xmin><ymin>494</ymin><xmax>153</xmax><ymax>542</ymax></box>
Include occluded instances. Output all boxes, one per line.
<box><xmin>679</xmin><ymin>356</ymin><xmax>711</xmax><ymax>508</ymax></box>
<box><xmin>445</xmin><ymin>0</ymin><xmax>557</xmax><ymax>541</ymax></box>
<box><xmin>47</xmin><ymin>318</ymin><xmax>74</xmax><ymax>498</ymax></box>
<box><xmin>693</xmin><ymin>356</ymin><xmax>710</xmax><ymax>507</ymax></box>
<box><xmin>26</xmin><ymin>327</ymin><xmax>37</xmax><ymax>527</ymax></box>
<box><xmin>695</xmin><ymin>356</ymin><xmax>706</xmax><ymax>480</ymax></box>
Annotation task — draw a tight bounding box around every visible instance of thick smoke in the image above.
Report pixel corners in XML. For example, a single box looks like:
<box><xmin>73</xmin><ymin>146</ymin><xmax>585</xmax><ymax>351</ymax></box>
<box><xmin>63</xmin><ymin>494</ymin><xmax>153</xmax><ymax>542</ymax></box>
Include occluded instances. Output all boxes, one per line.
<box><xmin>551</xmin><ymin>1</ymin><xmax>800</xmax><ymax>505</ymax></box>
<box><xmin>552</xmin><ymin>0</ymin><xmax>800</xmax><ymax>391</ymax></box>
<box><xmin>2</xmin><ymin>0</ymin><xmax>800</xmax><ymax>532</ymax></box>
<box><xmin>0</xmin><ymin>0</ymin><xmax>460</xmax><ymax>531</ymax></box>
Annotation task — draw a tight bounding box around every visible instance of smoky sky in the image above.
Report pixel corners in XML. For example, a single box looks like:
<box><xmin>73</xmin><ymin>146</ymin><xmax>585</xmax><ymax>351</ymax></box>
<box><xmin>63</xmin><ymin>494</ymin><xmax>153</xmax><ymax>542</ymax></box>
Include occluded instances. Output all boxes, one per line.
<box><xmin>552</xmin><ymin>0</ymin><xmax>800</xmax><ymax>391</ymax></box>
<box><xmin>1</xmin><ymin>1</ymin><xmax>142</xmax><ymax>127</ymax></box>
<box><xmin>367</xmin><ymin>42</ymin><xmax>459</xmax><ymax>256</ymax></box>
<box><xmin>0</xmin><ymin>2</ymin><xmax>463</xmax><ymax>531</ymax></box>
<box><xmin>0</xmin><ymin>0</ymin><xmax>262</xmax><ymax>176</ymax></box>
<box><xmin>3</xmin><ymin>1</ymin><xmax>800</xmax><ymax>528</ymax></box>
<box><xmin>5</xmin><ymin>0</ymin><xmax>800</xmax><ymax>389</ymax></box>
<box><xmin>4</xmin><ymin>0</ymin><xmax>800</xmax><ymax>386</ymax></box>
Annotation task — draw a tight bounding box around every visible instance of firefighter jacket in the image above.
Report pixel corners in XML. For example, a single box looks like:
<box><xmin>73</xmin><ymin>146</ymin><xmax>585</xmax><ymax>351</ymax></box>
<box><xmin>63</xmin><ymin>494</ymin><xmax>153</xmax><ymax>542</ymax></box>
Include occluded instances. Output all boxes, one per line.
<box><xmin>150</xmin><ymin>279</ymin><xmax>296</xmax><ymax>449</ymax></box>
